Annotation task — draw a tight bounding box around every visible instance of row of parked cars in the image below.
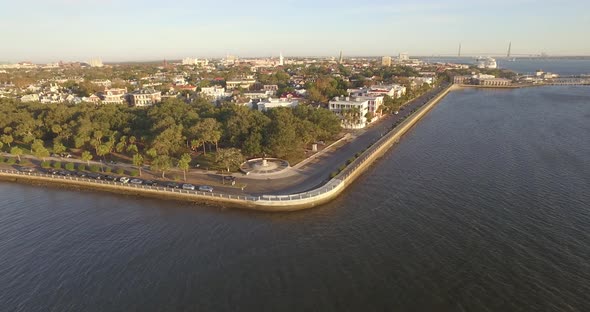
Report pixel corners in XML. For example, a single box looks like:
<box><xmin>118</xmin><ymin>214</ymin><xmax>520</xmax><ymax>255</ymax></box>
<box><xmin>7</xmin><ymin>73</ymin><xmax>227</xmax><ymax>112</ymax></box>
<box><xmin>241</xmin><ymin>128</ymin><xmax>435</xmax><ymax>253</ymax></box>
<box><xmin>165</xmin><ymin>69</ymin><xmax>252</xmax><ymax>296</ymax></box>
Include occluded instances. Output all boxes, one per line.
<box><xmin>22</xmin><ymin>167</ymin><xmax>214</xmax><ymax>192</ymax></box>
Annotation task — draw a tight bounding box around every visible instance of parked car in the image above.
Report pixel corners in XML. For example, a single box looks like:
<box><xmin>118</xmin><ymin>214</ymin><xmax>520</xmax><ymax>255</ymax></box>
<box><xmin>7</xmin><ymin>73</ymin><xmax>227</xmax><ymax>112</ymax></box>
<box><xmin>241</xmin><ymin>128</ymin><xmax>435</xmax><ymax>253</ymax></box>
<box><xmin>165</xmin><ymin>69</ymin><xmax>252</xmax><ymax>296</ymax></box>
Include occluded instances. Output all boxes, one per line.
<box><xmin>143</xmin><ymin>180</ymin><xmax>158</xmax><ymax>186</ymax></box>
<box><xmin>166</xmin><ymin>182</ymin><xmax>180</xmax><ymax>189</ymax></box>
<box><xmin>198</xmin><ymin>185</ymin><xmax>214</xmax><ymax>192</ymax></box>
<box><xmin>182</xmin><ymin>183</ymin><xmax>195</xmax><ymax>190</ymax></box>
<box><xmin>103</xmin><ymin>175</ymin><xmax>117</xmax><ymax>181</ymax></box>
<box><xmin>129</xmin><ymin>178</ymin><xmax>143</xmax><ymax>185</ymax></box>
<box><xmin>16</xmin><ymin>166</ymin><xmax>36</xmax><ymax>173</ymax></box>
<box><xmin>75</xmin><ymin>172</ymin><xmax>87</xmax><ymax>177</ymax></box>
<box><xmin>58</xmin><ymin>170</ymin><xmax>72</xmax><ymax>176</ymax></box>
<box><xmin>119</xmin><ymin>177</ymin><xmax>130</xmax><ymax>183</ymax></box>
<box><xmin>60</xmin><ymin>153</ymin><xmax>72</xmax><ymax>158</ymax></box>
<box><xmin>87</xmin><ymin>173</ymin><xmax>100</xmax><ymax>179</ymax></box>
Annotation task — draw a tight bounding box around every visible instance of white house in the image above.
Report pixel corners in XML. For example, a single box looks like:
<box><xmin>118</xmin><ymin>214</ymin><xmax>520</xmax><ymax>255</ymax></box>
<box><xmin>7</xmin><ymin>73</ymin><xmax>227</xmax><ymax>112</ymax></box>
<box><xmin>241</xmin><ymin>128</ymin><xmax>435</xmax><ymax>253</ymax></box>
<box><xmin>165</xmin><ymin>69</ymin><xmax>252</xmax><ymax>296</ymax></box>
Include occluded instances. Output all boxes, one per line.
<box><xmin>329</xmin><ymin>95</ymin><xmax>384</xmax><ymax>129</ymax></box>
<box><xmin>129</xmin><ymin>89</ymin><xmax>162</xmax><ymax>107</ymax></box>
<box><xmin>99</xmin><ymin>88</ymin><xmax>127</xmax><ymax>104</ymax></box>
<box><xmin>20</xmin><ymin>94</ymin><xmax>40</xmax><ymax>102</ymax></box>
<box><xmin>200</xmin><ymin>86</ymin><xmax>228</xmax><ymax>101</ymax></box>
<box><xmin>256</xmin><ymin>98</ymin><xmax>299</xmax><ymax>112</ymax></box>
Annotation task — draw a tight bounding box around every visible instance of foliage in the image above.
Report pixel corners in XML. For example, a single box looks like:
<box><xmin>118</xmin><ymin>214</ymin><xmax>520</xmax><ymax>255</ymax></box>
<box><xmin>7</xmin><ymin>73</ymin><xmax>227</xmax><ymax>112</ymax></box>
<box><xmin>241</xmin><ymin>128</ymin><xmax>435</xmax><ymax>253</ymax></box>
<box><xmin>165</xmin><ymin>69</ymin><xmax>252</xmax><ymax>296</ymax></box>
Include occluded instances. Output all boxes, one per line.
<box><xmin>10</xmin><ymin>146</ymin><xmax>23</xmax><ymax>162</ymax></box>
<box><xmin>177</xmin><ymin>153</ymin><xmax>191</xmax><ymax>181</ymax></box>
<box><xmin>81</xmin><ymin>150</ymin><xmax>93</xmax><ymax>165</ymax></box>
<box><xmin>78</xmin><ymin>164</ymin><xmax>86</xmax><ymax>171</ymax></box>
<box><xmin>0</xmin><ymin>89</ymin><xmax>341</xmax><ymax>162</ymax></box>
<box><xmin>132</xmin><ymin>153</ymin><xmax>144</xmax><ymax>176</ymax></box>
<box><xmin>41</xmin><ymin>161</ymin><xmax>51</xmax><ymax>168</ymax></box>
<box><xmin>65</xmin><ymin>162</ymin><xmax>75</xmax><ymax>171</ymax></box>
<box><xmin>52</xmin><ymin>161</ymin><xmax>62</xmax><ymax>169</ymax></box>
<box><xmin>152</xmin><ymin>155</ymin><xmax>171</xmax><ymax>178</ymax></box>
<box><xmin>214</xmin><ymin>148</ymin><xmax>244</xmax><ymax>172</ymax></box>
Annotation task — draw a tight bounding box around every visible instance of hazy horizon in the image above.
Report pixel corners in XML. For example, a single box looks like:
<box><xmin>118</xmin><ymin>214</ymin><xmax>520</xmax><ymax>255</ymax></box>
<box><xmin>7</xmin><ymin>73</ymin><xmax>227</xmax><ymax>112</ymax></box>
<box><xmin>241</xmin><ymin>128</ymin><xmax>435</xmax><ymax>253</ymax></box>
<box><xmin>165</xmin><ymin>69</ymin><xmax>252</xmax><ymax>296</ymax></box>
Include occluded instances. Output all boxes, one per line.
<box><xmin>2</xmin><ymin>0</ymin><xmax>589</xmax><ymax>63</ymax></box>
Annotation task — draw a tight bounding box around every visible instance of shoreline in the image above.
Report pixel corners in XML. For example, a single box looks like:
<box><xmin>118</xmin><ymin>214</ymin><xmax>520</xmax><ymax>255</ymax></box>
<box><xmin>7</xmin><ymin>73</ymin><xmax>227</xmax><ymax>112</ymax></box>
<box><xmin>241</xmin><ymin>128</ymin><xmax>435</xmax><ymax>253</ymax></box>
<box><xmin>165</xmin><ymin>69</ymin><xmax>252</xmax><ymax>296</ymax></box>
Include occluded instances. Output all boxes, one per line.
<box><xmin>0</xmin><ymin>84</ymin><xmax>457</xmax><ymax>212</ymax></box>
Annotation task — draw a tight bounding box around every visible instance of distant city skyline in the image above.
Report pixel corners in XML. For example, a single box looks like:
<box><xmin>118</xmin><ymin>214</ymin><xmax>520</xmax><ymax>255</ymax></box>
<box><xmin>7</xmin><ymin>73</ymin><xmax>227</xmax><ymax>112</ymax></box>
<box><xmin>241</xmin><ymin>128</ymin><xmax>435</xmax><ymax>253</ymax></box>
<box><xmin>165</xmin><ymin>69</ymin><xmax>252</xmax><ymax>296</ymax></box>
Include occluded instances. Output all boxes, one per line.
<box><xmin>1</xmin><ymin>0</ymin><xmax>589</xmax><ymax>63</ymax></box>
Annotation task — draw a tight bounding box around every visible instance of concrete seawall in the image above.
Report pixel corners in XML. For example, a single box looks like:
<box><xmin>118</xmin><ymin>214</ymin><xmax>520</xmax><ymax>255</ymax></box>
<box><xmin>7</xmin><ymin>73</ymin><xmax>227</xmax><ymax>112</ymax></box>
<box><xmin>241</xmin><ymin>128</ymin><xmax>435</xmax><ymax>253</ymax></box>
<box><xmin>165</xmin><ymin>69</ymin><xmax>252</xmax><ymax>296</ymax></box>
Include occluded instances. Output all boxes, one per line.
<box><xmin>0</xmin><ymin>84</ymin><xmax>457</xmax><ymax>212</ymax></box>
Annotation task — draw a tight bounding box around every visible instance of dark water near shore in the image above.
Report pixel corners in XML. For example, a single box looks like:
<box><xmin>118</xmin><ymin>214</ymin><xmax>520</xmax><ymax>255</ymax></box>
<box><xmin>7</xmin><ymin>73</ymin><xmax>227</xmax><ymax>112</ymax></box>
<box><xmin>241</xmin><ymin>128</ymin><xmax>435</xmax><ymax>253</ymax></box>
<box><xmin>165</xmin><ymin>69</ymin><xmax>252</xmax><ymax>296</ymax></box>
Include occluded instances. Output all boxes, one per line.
<box><xmin>1</xmin><ymin>86</ymin><xmax>590</xmax><ymax>311</ymax></box>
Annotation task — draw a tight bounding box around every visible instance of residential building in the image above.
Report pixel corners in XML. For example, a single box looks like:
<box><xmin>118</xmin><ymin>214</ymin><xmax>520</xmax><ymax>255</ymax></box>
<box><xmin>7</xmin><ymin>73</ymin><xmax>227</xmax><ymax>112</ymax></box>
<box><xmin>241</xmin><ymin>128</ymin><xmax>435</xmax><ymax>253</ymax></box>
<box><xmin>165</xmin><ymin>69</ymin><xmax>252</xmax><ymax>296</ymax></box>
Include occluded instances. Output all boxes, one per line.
<box><xmin>86</xmin><ymin>94</ymin><xmax>101</xmax><ymax>104</ymax></box>
<box><xmin>100</xmin><ymin>88</ymin><xmax>127</xmax><ymax>104</ymax></box>
<box><xmin>453</xmin><ymin>75</ymin><xmax>471</xmax><ymax>84</ymax></box>
<box><xmin>226</xmin><ymin>77</ymin><xmax>256</xmax><ymax>90</ymax></box>
<box><xmin>91</xmin><ymin>79</ymin><xmax>112</xmax><ymax>87</ymax></box>
<box><xmin>348</xmin><ymin>84</ymin><xmax>406</xmax><ymax>99</ymax></box>
<box><xmin>182</xmin><ymin>57</ymin><xmax>209</xmax><ymax>66</ymax></box>
<box><xmin>263</xmin><ymin>84</ymin><xmax>278</xmax><ymax>93</ymax></box>
<box><xmin>88</xmin><ymin>57</ymin><xmax>103</xmax><ymax>67</ymax></box>
<box><xmin>329</xmin><ymin>95</ymin><xmax>384</xmax><ymax>129</ymax></box>
<box><xmin>381</xmin><ymin>56</ymin><xmax>392</xmax><ymax>66</ymax></box>
<box><xmin>129</xmin><ymin>89</ymin><xmax>162</xmax><ymax>107</ymax></box>
<box><xmin>399</xmin><ymin>53</ymin><xmax>410</xmax><ymax>61</ymax></box>
<box><xmin>256</xmin><ymin>98</ymin><xmax>299</xmax><ymax>112</ymax></box>
<box><xmin>20</xmin><ymin>94</ymin><xmax>40</xmax><ymax>102</ymax></box>
<box><xmin>475</xmin><ymin>78</ymin><xmax>512</xmax><ymax>86</ymax></box>
<box><xmin>200</xmin><ymin>86</ymin><xmax>228</xmax><ymax>101</ymax></box>
<box><xmin>409</xmin><ymin>77</ymin><xmax>434</xmax><ymax>85</ymax></box>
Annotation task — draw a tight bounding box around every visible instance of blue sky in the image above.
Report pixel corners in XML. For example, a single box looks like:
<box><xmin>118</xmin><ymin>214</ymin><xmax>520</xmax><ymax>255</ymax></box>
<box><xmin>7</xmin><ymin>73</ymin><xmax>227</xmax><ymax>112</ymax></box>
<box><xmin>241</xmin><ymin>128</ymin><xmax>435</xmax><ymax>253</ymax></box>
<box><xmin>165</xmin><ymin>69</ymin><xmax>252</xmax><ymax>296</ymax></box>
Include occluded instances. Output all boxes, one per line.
<box><xmin>1</xmin><ymin>0</ymin><xmax>589</xmax><ymax>62</ymax></box>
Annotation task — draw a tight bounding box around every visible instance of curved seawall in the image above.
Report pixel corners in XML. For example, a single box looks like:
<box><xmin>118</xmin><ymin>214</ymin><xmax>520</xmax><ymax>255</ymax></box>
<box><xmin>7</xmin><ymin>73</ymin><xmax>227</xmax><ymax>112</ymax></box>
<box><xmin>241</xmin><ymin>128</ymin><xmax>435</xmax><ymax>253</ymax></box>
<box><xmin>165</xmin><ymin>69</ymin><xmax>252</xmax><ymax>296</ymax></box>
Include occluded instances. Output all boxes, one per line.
<box><xmin>0</xmin><ymin>84</ymin><xmax>457</xmax><ymax>212</ymax></box>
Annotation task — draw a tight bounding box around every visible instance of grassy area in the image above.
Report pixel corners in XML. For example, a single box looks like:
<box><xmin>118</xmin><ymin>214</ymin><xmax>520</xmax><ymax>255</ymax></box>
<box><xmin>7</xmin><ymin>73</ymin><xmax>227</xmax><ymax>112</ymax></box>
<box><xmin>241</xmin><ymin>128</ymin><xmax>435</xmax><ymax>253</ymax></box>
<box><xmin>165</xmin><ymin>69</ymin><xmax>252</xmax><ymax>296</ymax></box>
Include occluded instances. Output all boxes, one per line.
<box><xmin>193</xmin><ymin>153</ymin><xmax>221</xmax><ymax>171</ymax></box>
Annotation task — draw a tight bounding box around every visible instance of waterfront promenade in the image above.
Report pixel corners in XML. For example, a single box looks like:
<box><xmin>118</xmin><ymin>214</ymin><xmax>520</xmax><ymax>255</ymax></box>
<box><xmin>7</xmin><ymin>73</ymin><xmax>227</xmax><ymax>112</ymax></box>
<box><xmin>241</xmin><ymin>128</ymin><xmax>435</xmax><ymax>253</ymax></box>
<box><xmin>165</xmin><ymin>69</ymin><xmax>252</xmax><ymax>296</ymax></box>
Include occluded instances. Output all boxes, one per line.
<box><xmin>0</xmin><ymin>84</ymin><xmax>454</xmax><ymax>211</ymax></box>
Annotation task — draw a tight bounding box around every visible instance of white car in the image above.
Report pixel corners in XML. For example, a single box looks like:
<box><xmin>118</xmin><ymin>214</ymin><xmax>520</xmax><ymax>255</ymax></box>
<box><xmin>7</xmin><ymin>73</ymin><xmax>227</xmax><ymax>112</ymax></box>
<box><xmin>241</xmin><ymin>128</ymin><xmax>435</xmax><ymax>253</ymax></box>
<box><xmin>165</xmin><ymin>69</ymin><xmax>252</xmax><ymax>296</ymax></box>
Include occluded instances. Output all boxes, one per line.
<box><xmin>129</xmin><ymin>178</ymin><xmax>143</xmax><ymax>184</ymax></box>
<box><xmin>119</xmin><ymin>177</ymin><xmax>130</xmax><ymax>183</ymax></box>
<box><xmin>198</xmin><ymin>185</ymin><xmax>213</xmax><ymax>192</ymax></box>
<box><xmin>182</xmin><ymin>183</ymin><xmax>195</xmax><ymax>190</ymax></box>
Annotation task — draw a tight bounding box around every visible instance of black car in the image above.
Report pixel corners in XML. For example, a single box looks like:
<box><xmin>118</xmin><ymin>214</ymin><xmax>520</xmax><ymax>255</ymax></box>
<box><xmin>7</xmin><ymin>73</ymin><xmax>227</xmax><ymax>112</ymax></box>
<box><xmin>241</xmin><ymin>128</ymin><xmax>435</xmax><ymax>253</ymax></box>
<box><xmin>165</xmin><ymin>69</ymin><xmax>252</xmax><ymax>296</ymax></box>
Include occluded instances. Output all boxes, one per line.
<box><xmin>16</xmin><ymin>166</ymin><xmax>36</xmax><ymax>173</ymax></box>
<box><xmin>103</xmin><ymin>175</ymin><xmax>117</xmax><ymax>181</ymax></box>
<box><xmin>143</xmin><ymin>180</ymin><xmax>159</xmax><ymax>186</ymax></box>
<box><xmin>75</xmin><ymin>172</ymin><xmax>87</xmax><ymax>177</ymax></box>
<box><xmin>87</xmin><ymin>173</ymin><xmax>101</xmax><ymax>179</ymax></box>
<box><xmin>58</xmin><ymin>170</ymin><xmax>72</xmax><ymax>176</ymax></box>
<box><xmin>166</xmin><ymin>182</ymin><xmax>180</xmax><ymax>189</ymax></box>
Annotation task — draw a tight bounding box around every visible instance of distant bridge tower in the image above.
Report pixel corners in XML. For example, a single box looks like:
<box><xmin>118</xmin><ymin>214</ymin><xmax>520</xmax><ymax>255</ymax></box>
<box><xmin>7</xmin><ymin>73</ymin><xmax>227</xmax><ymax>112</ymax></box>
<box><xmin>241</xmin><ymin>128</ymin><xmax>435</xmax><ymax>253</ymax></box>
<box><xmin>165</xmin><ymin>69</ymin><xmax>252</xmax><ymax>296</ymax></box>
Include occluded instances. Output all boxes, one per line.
<box><xmin>458</xmin><ymin>43</ymin><xmax>462</xmax><ymax>57</ymax></box>
<box><xmin>507</xmin><ymin>42</ymin><xmax>512</xmax><ymax>58</ymax></box>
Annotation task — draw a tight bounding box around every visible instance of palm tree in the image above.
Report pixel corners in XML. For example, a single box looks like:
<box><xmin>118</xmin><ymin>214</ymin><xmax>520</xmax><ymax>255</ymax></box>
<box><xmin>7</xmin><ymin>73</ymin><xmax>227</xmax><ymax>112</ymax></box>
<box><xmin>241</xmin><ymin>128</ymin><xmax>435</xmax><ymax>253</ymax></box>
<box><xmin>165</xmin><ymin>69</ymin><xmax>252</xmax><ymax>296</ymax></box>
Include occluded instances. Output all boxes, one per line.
<box><xmin>81</xmin><ymin>150</ymin><xmax>93</xmax><ymax>166</ymax></box>
<box><xmin>178</xmin><ymin>153</ymin><xmax>191</xmax><ymax>181</ymax></box>
<box><xmin>132</xmin><ymin>153</ymin><xmax>144</xmax><ymax>177</ymax></box>
<box><xmin>10</xmin><ymin>146</ymin><xmax>23</xmax><ymax>162</ymax></box>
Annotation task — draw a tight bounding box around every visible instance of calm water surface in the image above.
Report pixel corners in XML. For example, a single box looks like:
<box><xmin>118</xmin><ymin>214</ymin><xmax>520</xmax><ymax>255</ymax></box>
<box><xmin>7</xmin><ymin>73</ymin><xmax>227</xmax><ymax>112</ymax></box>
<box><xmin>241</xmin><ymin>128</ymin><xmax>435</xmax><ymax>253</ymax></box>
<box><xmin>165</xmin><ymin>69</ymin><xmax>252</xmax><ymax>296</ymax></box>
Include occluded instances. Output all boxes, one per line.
<box><xmin>421</xmin><ymin>57</ymin><xmax>590</xmax><ymax>75</ymax></box>
<box><xmin>1</xmin><ymin>86</ymin><xmax>590</xmax><ymax>311</ymax></box>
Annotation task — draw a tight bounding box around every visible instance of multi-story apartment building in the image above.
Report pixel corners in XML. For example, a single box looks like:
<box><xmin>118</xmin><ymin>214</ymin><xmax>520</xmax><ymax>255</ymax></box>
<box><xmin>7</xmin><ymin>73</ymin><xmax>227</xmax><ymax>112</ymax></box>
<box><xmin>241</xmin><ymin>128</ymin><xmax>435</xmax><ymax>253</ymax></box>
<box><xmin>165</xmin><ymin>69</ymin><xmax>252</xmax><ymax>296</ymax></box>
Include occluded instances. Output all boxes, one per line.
<box><xmin>129</xmin><ymin>89</ymin><xmax>161</xmax><ymax>107</ymax></box>
<box><xmin>381</xmin><ymin>56</ymin><xmax>392</xmax><ymax>66</ymax></box>
<box><xmin>200</xmin><ymin>86</ymin><xmax>228</xmax><ymax>101</ymax></box>
<box><xmin>100</xmin><ymin>88</ymin><xmax>127</xmax><ymax>104</ymax></box>
<box><xmin>329</xmin><ymin>95</ymin><xmax>384</xmax><ymax>129</ymax></box>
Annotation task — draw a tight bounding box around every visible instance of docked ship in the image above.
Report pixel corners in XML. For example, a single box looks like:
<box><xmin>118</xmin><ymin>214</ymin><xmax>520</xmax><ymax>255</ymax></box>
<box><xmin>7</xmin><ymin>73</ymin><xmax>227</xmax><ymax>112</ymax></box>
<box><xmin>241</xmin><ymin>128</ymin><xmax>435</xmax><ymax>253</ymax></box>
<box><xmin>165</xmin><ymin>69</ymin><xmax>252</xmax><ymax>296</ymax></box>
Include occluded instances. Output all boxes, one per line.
<box><xmin>476</xmin><ymin>57</ymin><xmax>498</xmax><ymax>69</ymax></box>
